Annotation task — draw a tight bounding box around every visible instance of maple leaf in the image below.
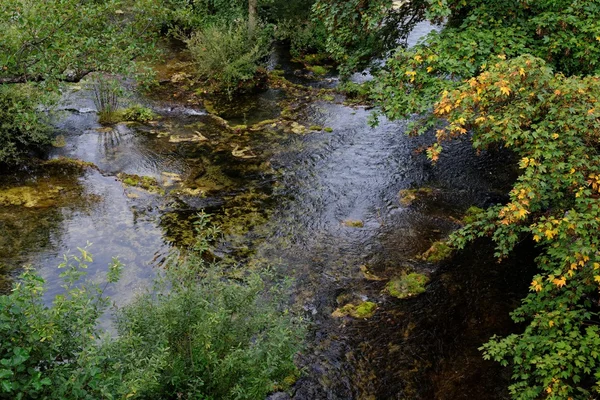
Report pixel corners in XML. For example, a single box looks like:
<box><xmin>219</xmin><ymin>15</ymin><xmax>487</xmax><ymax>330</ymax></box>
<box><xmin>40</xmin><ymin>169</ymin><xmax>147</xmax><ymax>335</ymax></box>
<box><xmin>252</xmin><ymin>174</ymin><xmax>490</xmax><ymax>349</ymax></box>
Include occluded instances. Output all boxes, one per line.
<box><xmin>500</xmin><ymin>86</ymin><xmax>511</xmax><ymax>96</ymax></box>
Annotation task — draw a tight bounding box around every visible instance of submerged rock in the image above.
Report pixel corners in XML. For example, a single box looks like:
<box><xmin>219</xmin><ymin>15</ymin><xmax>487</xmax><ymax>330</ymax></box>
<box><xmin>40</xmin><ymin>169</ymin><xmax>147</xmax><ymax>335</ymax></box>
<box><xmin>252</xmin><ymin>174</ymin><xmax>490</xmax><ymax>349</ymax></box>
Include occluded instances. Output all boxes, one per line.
<box><xmin>398</xmin><ymin>187</ymin><xmax>434</xmax><ymax>207</ymax></box>
<box><xmin>385</xmin><ymin>273</ymin><xmax>430</xmax><ymax>299</ymax></box>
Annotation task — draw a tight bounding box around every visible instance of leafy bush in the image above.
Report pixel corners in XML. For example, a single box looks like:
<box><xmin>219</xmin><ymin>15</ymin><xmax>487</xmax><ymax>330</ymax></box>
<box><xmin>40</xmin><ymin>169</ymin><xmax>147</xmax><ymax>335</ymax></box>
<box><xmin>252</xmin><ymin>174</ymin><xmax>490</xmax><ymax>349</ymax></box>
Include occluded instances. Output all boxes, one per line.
<box><xmin>0</xmin><ymin>220</ymin><xmax>305</xmax><ymax>399</ymax></box>
<box><xmin>0</xmin><ymin>85</ymin><xmax>51</xmax><ymax>164</ymax></box>
<box><xmin>0</xmin><ymin>247</ymin><xmax>124</xmax><ymax>399</ymax></box>
<box><xmin>187</xmin><ymin>22</ymin><xmax>272</xmax><ymax>93</ymax></box>
<box><xmin>121</xmin><ymin>104</ymin><xmax>156</xmax><ymax>123</ymax></box>
<box><xmin>275</xmin><ymin>20</ymin><xmax>328</xmax><ymax>59</ymax></box>
<box><xmin>160</xmin><ymin>0</ymin><xmax>247</xmax><ymax>33</ymax></box>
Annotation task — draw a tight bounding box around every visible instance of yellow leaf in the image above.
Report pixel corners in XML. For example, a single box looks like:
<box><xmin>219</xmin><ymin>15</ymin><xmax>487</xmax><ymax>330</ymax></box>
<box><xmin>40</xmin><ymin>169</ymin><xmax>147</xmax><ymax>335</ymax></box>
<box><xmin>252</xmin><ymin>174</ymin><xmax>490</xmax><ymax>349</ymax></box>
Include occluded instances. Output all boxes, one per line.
<box><xmin>553</xmin><ymin>277</ymin><xmax>566</xmax><ymax>287</ymax></box>
<box><xmin>426</xmin><ymin>66</ymin><xmax>434</xmax><ymax>73</ymax></box>
<box><xmin>533</xmin><ymin>234</ymin><xmax>541</xmax><ymax>242</ymax></box>
<box><xmin>497</xmin><ymin>54</ymin><xmax>506</xmax><ymax>60</ymax></box>
<box><xmin>549</xmin><ymin>320</ymin><xmax>554</xmax><ymax>327</ymax></box>
<box><xmin>552</xmin><ymin>133</ymin><xmax>559</xmax><ymax>139</ymax></box>
<box><xmin>500</xmin><ymin>86</ymin><xmax>511</xmax><ymax>96</ymax></box>
<box><xmin>595</xmin><ymin>275</ymin><xmax>600</xmax><ymax>284</ymax></box>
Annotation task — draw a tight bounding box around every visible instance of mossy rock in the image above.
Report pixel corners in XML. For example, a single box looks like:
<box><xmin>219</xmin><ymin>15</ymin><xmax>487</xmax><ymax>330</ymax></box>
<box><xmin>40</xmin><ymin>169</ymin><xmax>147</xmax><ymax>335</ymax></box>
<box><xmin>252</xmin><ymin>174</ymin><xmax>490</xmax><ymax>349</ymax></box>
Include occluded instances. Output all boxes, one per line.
<box><xmin>309</xmin><ymin>125</ymin><xmax>323</xmax><ymax>131</ymax></box>
<box><xmin>420</xmin><ymin>240</ymin><xmax>453</xmax><ymax>262</ymax></box>
<box><xmin>117</xmin><ymin>173</ymin><xmax>164</xmax><ymax>195</ymax></box>
<box><xmin>342</xmin><ymin>219</ymin><xmax>364</xmax><ymax>228</ymax></box>
<box><xmin>0</xmin><ymin>185</ymin><xmax>65</xmax><ymax>208</ymax></box>
<box><xmin>332</xmin><ymin>301</ymin><xmax>377</xmax><ymax>319</ymax></box>
<box><xmin>463</xmin><ymin>206</ymin><xmax>484</xmax><ymax>224</ymax></box>
<box><xmin>320</xmin><ymin>94</ymin><xmax>335</xmax><ymax>102</ymax></box>
<box><xmin>385</xmin><ymin>273</ymin><xmax>430</xmax><ymax>299</ymax></box>
<box><xmin>43</xmin><ymin>157</ymin><xmax>97</xmax><ymax>172</ymax></box>
<box><xmin>324</xmin><ymin>127</ymin><xmax>333</xmax><ymax>133</ymax></box>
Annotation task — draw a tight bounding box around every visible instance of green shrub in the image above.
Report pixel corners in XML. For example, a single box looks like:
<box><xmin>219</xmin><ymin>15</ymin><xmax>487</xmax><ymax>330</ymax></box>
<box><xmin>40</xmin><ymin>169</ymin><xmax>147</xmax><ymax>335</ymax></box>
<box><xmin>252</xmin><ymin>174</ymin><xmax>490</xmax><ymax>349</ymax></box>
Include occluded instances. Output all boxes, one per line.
<box><xmin>187</xmin><ymin>22</ymin><xmax>272</xmax><ymax>94</ymax></box>
<box><xmin>0</xmin><ymin>85</ymin><xmax>51</xmax><ymax>164</ymax></box>
<box><xmin>275</xmin><ymin>19</ymin><xmax>328</xmax><ymax>60</ymax></box>
<box><xmin>0</xmin><ymin>219</ymin><xmax>305</xmax><ymax>399</ymax></box>
<box><xmin>121</xmin><ymin>104</ymin><xmax>156</xmax><ymax>123</ymax></box>
<box><xmin>0</xmin><ymin>246</ymin><xmax>124</xmax><ymax>399</ymax></box>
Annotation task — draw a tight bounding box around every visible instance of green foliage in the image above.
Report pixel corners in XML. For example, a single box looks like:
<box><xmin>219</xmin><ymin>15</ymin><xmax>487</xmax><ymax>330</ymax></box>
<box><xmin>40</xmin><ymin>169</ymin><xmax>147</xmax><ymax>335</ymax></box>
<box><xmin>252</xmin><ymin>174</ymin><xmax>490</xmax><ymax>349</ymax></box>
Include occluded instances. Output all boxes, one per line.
<box><xmin>160</xmin><ymin>0</ymin><xmax>247</xmax><ymax>33</ymax></box>
<box><xmin>0</xmin><ymin>220</ymin><xmax>305</xmax><ymax>399</ymax></box>
<box><xmin>0</xmin><ymin>246</ymin><xmax>124</xmax><ymax>399</ymax></box>
<box><xmin>275</xmin><ymin>19</ymin><xmax>328</xmax><ymax>59</ymax></box>
<box><xmin>433</xmin><ymin>55</ymin><xmax>600</xmax><ymax>399</ymax></box>
<box><xmin>313</xmin><ymin>0</ymin><xmax>428</xmax><ymax>75</ymax></box>
<box><xmin>0</xmin><ymin>85</ymin><xmax>51</xmax><ymax>164</ymax></box>
<box><xmin>372</xmin><ymin>0</ymin><xmax>600</xmax><ymax>128</ymax></box>
<box><xmin>187</xmin><ymin>22</ymin><xmax>272</xmax><ymax>94</ymax></box>
<box><xmin>0</xmin><ymin>0</ymin><xmax>163</xmax><ymax>84</ymax></box>
<box><xmin>121</xmin><ymin>104</ymin><xmax>156</xmax><ymax>123</ymax></box>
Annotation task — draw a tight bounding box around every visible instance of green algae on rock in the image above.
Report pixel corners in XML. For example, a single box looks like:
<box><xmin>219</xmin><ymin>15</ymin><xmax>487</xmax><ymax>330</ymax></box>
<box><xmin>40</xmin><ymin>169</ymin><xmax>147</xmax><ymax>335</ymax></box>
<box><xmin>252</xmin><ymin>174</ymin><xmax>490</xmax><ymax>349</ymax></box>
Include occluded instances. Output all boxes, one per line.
<box><xmin>419</xmin><ymin>240</ymin><xmax>453</xmax><ymax>262</ymax></box>
<box><xmin>117</xmin><ymin>173</ymin><xmax>165</xmax><ymax>195</ymax></box>
<box><xmin>332</xmin><ymin>301</ymin><xmax>377</xmax><ymax>319</ymax></box>
<box><xmin>342</xmin><ymin>219</ymin><xmax>364</xmax><ymax>228</ymax></box>
<box><xmin>385</xmin><ymin>273</ymin><xmax>430</xmax><ymax>299</ymax></box>
<box><xmin>0</xmin><ymin>185</ymin><xmax>66</xmax><ymax>208</ymax></box>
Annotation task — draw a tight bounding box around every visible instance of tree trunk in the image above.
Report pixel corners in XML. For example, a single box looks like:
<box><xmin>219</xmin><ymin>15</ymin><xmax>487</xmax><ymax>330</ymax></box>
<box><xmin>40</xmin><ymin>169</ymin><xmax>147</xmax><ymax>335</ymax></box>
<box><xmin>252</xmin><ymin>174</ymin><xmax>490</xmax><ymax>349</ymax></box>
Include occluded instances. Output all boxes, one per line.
<box><xmin>248</xmin><ymin>0</ymin><xmax>258</xmax><ymax>37</ymax></box>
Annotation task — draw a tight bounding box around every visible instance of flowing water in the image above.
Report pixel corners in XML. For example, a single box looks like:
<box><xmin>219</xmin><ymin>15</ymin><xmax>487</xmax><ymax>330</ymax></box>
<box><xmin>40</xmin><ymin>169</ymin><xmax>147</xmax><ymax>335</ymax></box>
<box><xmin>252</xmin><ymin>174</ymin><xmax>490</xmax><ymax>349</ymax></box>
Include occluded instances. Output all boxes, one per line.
<box><xmin>0</xmin><ymin>33</ymin><xmax>536</xmax><ymax>399</ymax></box>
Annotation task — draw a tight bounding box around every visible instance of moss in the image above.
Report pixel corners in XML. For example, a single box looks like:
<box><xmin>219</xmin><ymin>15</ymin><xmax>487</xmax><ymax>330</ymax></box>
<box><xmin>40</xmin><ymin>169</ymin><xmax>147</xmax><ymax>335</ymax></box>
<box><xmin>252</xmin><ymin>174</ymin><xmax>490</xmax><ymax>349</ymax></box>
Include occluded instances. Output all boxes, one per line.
<box><xmin>307</xmin><ymin>65</ymin><xmax>328</xmax><ymax>76</ymax></box>
<box><xmin>231</xmin><ymin>124</ymin><xmax>248</xmax><ymax>131</ymax></box>
<box><xmin>420</xmin><ymin>240</ymin><xmax>453</xmax><ymax>262</ymax></box>
<box><xmin>43</xmin><ymin>157</ymin><xmax>97</xmax><ymax>172</ymax></box>
<box><xmin>51</xmin><ymin>135</ymin><xmax>67</xmax><ymax>148</ymax></box>
<box><xmin>320</xmin><ymin>94</ymin><xmax>335</xmax><ymax>102</ymax></box>
<box><xmin>309</xmin><ymin>125</ymin><xmax>323</xmax><ymax>131</ymax></box>
<box><xmin>463</xmin><ymin>206</ymin><xmax>484</xmax><ymax>224</ymax></box>
<box><xmin>386</xmin><ymin>273</ymin><xmax>430</xmax><ymax>299</ymax></box>
<box><xmin>332</xmin><ymin>301</ymin><xmax>377</xmax><ymax>319</ymax></box>
<box><xmin>0</xmin><ymin>185</ymin><xmax>65</xmax><ymax>208</ymax></box>
<box><xmin>117</xmin><ymin>173</ymin><xmax>164</xmax><ymax>195</ymax></box>
<box><xmin>324</xmin><ymin>127</ymin><xmax>333</xmax><ymax>133</ymax></box>
<box><xmin>342</xmin><ymin>219</ymin><xmax>364</xmax><ymax>228</ymax></box>
<box><xmin>249</xmin><ymin>119</ymin><xmax>278</xmax><ymax>130</ymax></box>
